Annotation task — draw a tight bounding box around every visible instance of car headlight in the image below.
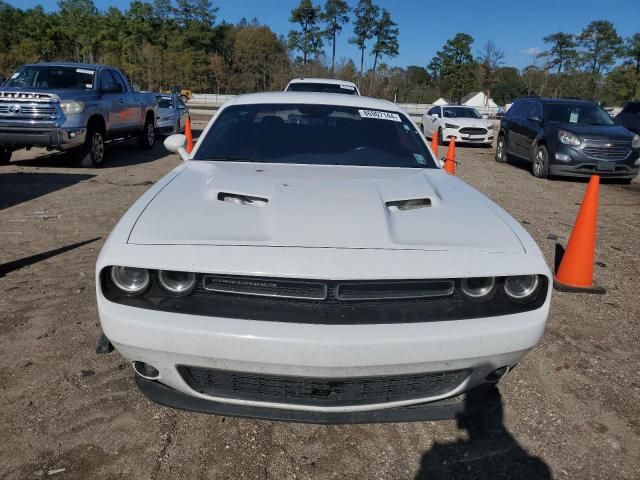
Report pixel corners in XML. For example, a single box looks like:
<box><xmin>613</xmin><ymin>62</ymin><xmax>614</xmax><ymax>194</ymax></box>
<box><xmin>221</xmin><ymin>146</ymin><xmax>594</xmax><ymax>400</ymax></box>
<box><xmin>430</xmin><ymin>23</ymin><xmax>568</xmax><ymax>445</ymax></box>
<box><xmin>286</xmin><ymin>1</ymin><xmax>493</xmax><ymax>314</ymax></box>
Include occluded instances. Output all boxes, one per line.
<box><xmin>60</xmin><ymin>101</ymin><xmax>85</xmax><ymax>116</ymax></box>
<box><xmin>460</xmin><ymin>277</ymin><xmax>496</xmax><ymax>302</ymax></box>
<box><xmin>632</xmin><ymin>134</ymin><xmax>640</xmax><ymax>149</ymax></box>
<box><xmin>558</xmin><ymin>130</ymin><xmax>581</xmax><ymax>146</ymax></box>
<box><xmin>487</xmin><ymin>124</ymin><xmax>494</xmax><ymax>130</ymax></box>
<box><xmin>504</xmin><ymin>275</ymin><xmax>541</xmax><ymax>302</ymax></box>
<box><xmin>158</xmin><ymin>270</ymin><xmax>197</xmax><ymax>295</ymax></box>
<box><xmin>444</xmin><ymin>123</ymin><xmax>459</xmax><ymax>129</ymax></box>
<box><xmin>110</xmin><ymin>266</ymin><xmax>150</xmax><ymax>294</ymax></box>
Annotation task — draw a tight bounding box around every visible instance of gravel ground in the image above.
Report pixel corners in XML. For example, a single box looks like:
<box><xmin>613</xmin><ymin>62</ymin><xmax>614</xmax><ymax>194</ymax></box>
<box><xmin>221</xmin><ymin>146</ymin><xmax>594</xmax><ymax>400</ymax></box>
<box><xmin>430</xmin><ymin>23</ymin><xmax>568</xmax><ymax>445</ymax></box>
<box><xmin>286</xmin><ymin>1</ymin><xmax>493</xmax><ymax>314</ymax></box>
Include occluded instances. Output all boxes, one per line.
<box><xmin>1</xmin><ymin>120</ymin><xmax>639</xmax><ymax>479</ymax></box>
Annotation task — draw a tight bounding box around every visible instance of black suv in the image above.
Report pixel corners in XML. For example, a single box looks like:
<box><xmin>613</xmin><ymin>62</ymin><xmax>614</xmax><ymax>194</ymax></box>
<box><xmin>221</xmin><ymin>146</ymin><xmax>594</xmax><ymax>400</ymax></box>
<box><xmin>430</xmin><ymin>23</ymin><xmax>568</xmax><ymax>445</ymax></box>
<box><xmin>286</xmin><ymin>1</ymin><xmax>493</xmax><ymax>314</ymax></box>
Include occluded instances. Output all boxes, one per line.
<box><xmin>496</xmin><ymin>97</ymin><xmax>640</xmax><ymax>182</ymax></box>
<box><xmin>615</xmin><ymin>101</ymin><xmax>640</xmax><ymax>134</ymax></box>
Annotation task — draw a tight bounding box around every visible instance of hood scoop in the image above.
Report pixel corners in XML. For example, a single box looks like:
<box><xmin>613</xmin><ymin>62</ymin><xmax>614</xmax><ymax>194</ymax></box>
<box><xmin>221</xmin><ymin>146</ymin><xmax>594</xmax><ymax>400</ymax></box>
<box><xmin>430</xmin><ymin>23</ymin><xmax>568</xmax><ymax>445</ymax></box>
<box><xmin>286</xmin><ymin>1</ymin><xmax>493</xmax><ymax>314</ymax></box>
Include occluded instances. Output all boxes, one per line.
<box><xmin>386</xmin><ymin>198</ymin><xmax>431</xmax><ymax>212</ymax></box>
<box><xmin>218</xmin><ymin>192</ymin><xmax>268</xmax><ymax>207</ymax></box>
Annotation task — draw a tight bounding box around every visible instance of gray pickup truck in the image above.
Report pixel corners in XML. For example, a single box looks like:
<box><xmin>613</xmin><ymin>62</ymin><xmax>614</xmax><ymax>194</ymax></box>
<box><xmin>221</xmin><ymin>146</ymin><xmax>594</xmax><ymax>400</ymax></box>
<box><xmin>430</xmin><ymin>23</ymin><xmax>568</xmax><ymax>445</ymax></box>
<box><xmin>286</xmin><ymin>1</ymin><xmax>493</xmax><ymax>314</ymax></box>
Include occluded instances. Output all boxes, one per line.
<box><xmin>0</xmin><ymin>62</ymin><xmax>158</xmax><ymax>167</ymax></box>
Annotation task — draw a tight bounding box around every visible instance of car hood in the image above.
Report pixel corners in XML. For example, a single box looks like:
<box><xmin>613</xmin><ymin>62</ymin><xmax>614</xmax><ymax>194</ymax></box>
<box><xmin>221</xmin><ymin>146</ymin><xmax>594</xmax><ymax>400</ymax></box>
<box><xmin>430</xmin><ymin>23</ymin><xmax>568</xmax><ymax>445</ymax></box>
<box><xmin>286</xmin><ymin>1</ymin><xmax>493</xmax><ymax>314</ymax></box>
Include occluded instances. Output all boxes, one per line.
<box><xmin>445</xmin><ymin>117</ymin><xmax>491</xmax><ymax>128</ymax></box>
<box><xmin>128</xmin><ymin>162</ymin><xmax>524</xmax><ymax>253</ymax></box>
<box><xmin>550</xmin><ymin>123</ymin><xmax>634</xmax><ymax>141</ymax></box>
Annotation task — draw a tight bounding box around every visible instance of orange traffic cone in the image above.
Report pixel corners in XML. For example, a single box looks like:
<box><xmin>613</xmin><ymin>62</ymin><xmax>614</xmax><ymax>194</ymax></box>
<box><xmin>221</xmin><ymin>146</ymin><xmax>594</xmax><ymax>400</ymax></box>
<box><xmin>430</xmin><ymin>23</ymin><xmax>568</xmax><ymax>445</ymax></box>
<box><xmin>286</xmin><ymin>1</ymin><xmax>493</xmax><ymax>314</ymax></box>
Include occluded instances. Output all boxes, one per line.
<box><xmin>444</xmin><ymin>137</ymin><xmax>456</xmax><ymax>174</ymax></box>
<box><xmin>185</xmin><ymin>116</ymin><xmax>194</xmax><ymax>153</ymax></box>
<box><xmin>431</xmin><ymin>132</ymin><xmax>439</xmax><ymax>157</ymax></box>
<box><xmin>554</xmin><ymin>175</ymin><xmax>605</xmax><ymax>293</ymax></box>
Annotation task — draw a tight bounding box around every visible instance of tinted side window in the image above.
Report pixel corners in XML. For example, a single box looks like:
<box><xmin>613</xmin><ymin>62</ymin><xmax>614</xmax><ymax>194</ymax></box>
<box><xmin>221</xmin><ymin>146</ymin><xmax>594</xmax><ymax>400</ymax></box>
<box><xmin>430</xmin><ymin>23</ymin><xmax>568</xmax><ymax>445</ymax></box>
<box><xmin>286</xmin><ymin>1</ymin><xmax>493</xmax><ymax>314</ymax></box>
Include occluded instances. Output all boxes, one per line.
<box><xmin>110</xmin><ymin>70</ymin><xmax>127</xmax><ymax>92</ymax></box>
<box><xmin>622</xmin><ymin>102</ymin><xmax>640</xmax><ymax>114</ymax></box>
<box><xmin>99</xmin><ymin>70</ymin><xmax>115</xmax><ymax>90</ymax></box>
<box><xmin>427</xmin><ymin>107</ymin><xmax>438</xmax><ymax>116</ymax></box>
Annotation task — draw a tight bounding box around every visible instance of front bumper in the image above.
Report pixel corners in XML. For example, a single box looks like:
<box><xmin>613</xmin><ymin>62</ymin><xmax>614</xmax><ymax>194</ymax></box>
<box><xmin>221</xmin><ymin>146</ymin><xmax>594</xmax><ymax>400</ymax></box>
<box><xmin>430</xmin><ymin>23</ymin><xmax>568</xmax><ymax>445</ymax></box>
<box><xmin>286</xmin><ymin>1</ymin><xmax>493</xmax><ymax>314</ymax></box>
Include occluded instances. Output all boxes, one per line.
<box><xmin>135</xmin><ymin>375</ymin><xmax>501</xmax><ymax>423</ymax></box>
<box><xmin>0</xmin><ymin>122</ymin><xmax>86</xmax><ymax>149</ymax></box>
<box><xmin>549</xmin><ymin>143</ymin><xmax>640</xmax><ymax>179</ymax></box>
<box><xmin>99</xmin><ymin>292</ymin><xmax>549</xmax><ymax>418</ymax></box>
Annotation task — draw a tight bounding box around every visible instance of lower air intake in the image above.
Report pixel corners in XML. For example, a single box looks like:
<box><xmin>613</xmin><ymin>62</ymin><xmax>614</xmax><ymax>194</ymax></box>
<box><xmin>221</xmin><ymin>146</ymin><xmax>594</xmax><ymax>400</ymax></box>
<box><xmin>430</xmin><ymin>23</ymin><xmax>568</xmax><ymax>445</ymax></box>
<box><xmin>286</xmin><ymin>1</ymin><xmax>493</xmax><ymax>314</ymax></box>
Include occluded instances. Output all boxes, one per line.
<box><xmin>178</xmin><ymin>366</ymin><xmax>469</xmax><ymax>406</ymax></box>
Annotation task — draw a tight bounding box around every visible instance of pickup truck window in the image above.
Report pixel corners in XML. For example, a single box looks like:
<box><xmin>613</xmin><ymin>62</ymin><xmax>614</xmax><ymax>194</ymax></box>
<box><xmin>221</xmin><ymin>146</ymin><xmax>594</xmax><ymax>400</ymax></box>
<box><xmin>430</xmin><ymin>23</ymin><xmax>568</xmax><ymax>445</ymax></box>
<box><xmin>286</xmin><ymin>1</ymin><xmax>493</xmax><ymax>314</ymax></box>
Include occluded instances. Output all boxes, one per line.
<box><xmin>5</xmin><ymin>65</ymin><xmax>95</xmax><ymax>90</ymax></box>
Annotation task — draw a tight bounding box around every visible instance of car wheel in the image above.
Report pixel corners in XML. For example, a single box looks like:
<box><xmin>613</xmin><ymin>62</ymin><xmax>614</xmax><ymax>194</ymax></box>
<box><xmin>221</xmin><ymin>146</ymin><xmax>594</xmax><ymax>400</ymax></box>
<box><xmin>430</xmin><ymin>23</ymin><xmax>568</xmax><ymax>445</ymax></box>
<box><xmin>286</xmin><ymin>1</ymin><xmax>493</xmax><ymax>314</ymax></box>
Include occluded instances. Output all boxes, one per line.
<box><xmin>532</xmin><ymin>144</ymin><xmax>549</xmax><ymax>179</ymax></box>
<box><xmin>437</xmin><ymin>128</ymin><xmax>444</xmax><ymax>145</ymax></box>
<box><xmin>138</xmin><ymin>117</ymin><xmax>155</xmax><ymax>149</ymax></box>
<box><xmin>175</xmin><ymin>120</ymin><xmax>181</xmax><ymax>134</ymax></box>
<box><xmin>77</xmin><ymin>127</ymin><xmax>105</xmax><ymax>168</ymax></box>
<box><xmin>0</xmin><ymin>146</ymin><xmax>12</xmax><ymax>165</ymax></box>
<box><xmin>495</xmin><ymin>135</ymin><xmax>508</xmax><ymax>163</ymax></box>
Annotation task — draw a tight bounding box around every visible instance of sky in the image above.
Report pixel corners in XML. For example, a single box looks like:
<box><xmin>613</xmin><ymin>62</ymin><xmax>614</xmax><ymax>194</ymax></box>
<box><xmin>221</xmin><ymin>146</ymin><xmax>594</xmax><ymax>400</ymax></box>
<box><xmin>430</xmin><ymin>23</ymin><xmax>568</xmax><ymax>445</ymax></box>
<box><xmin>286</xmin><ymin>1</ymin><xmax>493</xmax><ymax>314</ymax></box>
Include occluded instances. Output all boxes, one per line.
<box><xmin>7</xmin><ymin>0</ymin><xmax>640</xmax><ymax>70</ymax></box>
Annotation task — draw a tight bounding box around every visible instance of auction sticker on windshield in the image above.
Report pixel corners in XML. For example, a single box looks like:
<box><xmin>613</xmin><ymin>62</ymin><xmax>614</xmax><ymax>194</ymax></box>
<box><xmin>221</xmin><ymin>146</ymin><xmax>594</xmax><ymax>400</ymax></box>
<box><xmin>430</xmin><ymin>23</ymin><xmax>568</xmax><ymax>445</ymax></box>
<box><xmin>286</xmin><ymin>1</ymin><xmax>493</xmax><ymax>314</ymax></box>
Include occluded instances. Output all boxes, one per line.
<box><xmin>76</xmin><ymin>68</ymin><xmax>95</xmax><ymax>75</ymax></box>
<box><xmin>358</xmin><ymin>110</ymin><xmax>401</xmax><ymax>122</ymax></box>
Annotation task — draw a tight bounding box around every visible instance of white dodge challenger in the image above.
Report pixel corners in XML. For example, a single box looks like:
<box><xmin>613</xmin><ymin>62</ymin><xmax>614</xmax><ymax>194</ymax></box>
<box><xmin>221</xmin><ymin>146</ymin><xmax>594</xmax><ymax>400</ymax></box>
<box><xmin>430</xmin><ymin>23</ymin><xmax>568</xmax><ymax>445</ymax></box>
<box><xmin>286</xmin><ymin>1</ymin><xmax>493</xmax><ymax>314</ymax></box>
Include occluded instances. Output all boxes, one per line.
<box><xmin>96</xmin><ymin>92</ymin><xmax>551</xmax><ymax>423</ymax></box>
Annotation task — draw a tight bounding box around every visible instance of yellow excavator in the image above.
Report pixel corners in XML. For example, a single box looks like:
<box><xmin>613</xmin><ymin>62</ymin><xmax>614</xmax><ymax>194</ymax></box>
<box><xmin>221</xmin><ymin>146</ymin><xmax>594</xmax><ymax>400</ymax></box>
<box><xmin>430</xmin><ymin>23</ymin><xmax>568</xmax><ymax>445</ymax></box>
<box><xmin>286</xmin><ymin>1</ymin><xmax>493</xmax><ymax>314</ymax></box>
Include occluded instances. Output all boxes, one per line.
<box><xmin>160</xmin><ymin>86</ymin><xmax>192</xmax><ymax>103</ymax></box>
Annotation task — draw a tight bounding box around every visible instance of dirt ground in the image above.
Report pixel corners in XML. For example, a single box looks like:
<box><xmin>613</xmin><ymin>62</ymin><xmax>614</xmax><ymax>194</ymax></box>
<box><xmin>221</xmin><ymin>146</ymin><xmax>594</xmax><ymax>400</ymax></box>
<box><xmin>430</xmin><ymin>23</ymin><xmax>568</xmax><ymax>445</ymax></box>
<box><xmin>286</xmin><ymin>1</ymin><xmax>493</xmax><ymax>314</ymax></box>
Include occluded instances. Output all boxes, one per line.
<box><xmin>1</xmin><ymin>118</ymin><xmax>639</xmax><ymax>480</ymax></box>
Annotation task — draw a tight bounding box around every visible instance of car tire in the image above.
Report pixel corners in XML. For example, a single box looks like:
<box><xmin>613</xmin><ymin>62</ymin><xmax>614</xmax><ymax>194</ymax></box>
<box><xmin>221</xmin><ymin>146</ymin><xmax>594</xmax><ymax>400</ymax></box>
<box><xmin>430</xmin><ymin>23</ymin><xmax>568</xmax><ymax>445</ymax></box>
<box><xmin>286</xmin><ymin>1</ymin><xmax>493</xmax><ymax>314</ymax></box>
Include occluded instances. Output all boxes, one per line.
<box><xmin>532</xmin><ymin>144</ymin><xmax>549</xmax><ymax>179</ymax></box>
<box><xmin>437</xmin><ymin>128</ymin><xmax>444</xmax><ymax>145</ymax></box>
<box><xmin>175</xmin><ymin>120</ymin><xmax>181</xmax><ymax>134</ymax></box>
<box><xmin>0</xmin><ymin>146</ymin><xmax>12</xmax><ymax>165</ymax></box>
<box><xmin>77</xmin><ymin>126</ymin><xmax>105</xmax><ymax>168</ymax></box>
<box><xmin>138</xmin><ymin>117</ymin><xmax>155</xmax><ymax>149</ymax></box>
<box><xmin>495</xmin><ymin>135</ymin><xmax>508</xmax><ymax>163</ymax></box>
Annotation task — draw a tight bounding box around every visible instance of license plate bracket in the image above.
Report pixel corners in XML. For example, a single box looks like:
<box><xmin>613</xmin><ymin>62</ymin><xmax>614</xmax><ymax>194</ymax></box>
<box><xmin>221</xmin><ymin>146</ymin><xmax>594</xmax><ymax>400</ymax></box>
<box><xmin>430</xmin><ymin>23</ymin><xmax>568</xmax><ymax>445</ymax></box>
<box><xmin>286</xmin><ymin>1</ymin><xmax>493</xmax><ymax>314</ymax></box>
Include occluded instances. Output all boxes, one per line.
<box><xmin>597</xmin><ymin>161</ymin><xmax>615</xmax><ymax>172</ymax></box>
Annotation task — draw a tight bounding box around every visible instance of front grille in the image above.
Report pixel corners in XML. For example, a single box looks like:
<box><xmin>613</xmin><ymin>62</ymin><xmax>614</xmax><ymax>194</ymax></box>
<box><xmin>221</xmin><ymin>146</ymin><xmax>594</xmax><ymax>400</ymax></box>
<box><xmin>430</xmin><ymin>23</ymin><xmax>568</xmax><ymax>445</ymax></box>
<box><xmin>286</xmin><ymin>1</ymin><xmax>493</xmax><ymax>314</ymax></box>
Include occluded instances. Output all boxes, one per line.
<box><xmin>459</xmin><ymin>127</ymin><xmax>487</xmax><ymax>135</ymax></box>
<box><xmin>0</xmin><ymin>104</ymin><xmax>58</xmax><ymax>119</ymax></box>
<box><xmin>201</xmin><ymin>275</ymin><xmax>454</xmax><ymax>302</ymax></box>
<box><xmin>0</xmin><ymin>91</ymin><xmax>54</xmax><ymax>102</ymax></box>
<box><xmin>203</xmin><ymin>275</ymin><xmax>327</xmax><ymax>300</ymax></box>
<box><xmin>582</xmin><ymin>139</ymin><xmax>631</xmax><ymax>161</ymax></box>
<box><xmin>179</xmin><ymin>366</ymin><xmax>470</xmax><ymax>406</ymax></box>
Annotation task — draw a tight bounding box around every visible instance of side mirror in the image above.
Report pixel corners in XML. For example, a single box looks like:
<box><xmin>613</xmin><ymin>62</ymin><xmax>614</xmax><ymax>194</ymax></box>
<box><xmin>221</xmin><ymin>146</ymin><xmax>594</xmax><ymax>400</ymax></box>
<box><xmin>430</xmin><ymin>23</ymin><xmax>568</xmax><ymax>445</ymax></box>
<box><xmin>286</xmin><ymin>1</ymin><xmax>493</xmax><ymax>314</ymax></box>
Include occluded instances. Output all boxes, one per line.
<box><xmin>431</xmin><ymin>113</ymin><xmax>439</xmax><ymax>119</ymax></box>
<box><xmin>164</xmin><ymin>134</ymin><xmax>189</xmax><ymax>161</ymax></box>
<box><xmin>527</xmin><ymin>115</ymin><xmax>542</xmax><ymax>123</ymax></box>
<box><xmin>101</xmin><ymin>82</ymin><xmax>122</xmax><ymax>94</ymax></box>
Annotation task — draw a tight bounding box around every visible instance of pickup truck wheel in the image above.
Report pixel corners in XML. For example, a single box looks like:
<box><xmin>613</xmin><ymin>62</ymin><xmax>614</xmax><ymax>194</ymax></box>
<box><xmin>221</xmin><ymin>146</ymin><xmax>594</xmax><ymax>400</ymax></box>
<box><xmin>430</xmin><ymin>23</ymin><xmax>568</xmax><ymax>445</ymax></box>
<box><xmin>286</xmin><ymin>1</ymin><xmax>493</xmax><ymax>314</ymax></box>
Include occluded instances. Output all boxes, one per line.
<box><xmin>139</xmin><ymin>118</ymin><xmax>155</xmax><ymax>149</ymax></box>
<box><xmin>0</xmin><ymin>146</ymin><xmax>11</xmax><ymax>165</ymax></box>
<box><xmin>77</xmin><ymin>129</ymin><xmax>105</xmax><ymax>168</ymax></box>
<box><xmin>532</xmin><ymin>144</ymin><xmax>549</xmax><ymax>179</ymax></box>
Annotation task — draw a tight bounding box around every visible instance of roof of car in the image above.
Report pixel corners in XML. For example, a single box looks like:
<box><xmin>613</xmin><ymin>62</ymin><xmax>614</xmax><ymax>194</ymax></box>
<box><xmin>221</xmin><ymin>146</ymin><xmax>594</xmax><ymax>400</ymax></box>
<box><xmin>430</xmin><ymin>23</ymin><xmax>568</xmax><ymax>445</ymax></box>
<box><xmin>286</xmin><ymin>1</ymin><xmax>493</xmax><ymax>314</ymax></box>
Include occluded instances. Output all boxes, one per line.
<box><xmin>229</xmin><ymin>91</ymin><xmax>400</xmax><ymax>111</ymax></box>
<box><xmin>518</xmin><ymin>97</ymin><xmax>597</xmax><ymax>106</ymax></box>
<box><xmin>287</xmin><ymin>78</ymin><xmax>358</xmax><ymax>87</ymax></box>
<box><xmin>23</xmin><ymin>62</ymin><xmax>110</xmax><ymax>69</ymax></box>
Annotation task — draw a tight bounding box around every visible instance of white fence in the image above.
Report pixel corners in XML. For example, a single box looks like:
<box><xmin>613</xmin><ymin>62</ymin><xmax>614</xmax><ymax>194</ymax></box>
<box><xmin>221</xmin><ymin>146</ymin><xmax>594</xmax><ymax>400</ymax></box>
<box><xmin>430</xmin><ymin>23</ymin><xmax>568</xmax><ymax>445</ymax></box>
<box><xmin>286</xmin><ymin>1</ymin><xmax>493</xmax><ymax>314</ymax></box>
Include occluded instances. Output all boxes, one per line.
<box><xmin>190</xmin><ymin>93</ymin><xmax>235</xmax><ymax>105</ymax></box>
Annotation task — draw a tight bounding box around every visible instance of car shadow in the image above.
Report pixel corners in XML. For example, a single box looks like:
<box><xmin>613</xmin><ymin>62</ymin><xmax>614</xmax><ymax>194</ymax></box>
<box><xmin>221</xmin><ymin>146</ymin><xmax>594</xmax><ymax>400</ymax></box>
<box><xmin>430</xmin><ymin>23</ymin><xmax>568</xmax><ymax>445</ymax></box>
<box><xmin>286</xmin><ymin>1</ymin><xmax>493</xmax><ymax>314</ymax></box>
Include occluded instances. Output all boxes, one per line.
<box><xmin>415</xmin><ymin>387</ymin><xmax>551</xmax><ymax>480</ymax></box>
<box><xmin>0</xmin><ymin>237</ymin><xmax>101</xmax><ymax>278</ymax></box>
<box><xmin>0</xmin><ymin>172</ymin><xmax>95</xmax><ymax>210</ymax></box>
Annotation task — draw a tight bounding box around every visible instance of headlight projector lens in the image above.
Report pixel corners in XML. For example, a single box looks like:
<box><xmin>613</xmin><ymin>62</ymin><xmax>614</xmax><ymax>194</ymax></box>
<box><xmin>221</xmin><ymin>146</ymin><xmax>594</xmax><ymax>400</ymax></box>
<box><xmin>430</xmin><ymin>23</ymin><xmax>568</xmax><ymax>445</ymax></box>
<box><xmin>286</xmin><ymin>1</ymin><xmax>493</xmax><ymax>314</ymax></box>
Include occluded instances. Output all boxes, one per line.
<box><xmin>460</xmin><ymin>277</ymin><xmax>496</xmax><ymax>302</ymax></box>
<box><xmin>158</xmin><ymin>270</ymin><xmax>196</xmax><ymax>295</ymax></box>
<box><xmin>504</xmin><ymin>275</ymin><xmax>540</xmax><ymax>301</ymax></box>
<box><xmin>110</xmin><ymin>266</ymin><xmax>150</xmax><ymax>294</ymax></box>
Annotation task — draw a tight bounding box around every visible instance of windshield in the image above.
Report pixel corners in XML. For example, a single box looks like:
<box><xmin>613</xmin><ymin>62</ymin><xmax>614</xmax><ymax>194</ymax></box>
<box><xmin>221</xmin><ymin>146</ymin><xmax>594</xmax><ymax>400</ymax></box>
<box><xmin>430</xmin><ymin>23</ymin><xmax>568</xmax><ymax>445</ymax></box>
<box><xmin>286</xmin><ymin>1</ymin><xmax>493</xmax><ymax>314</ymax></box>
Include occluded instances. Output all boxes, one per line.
<box><xmin>442</xmin><ymin>107</ymin><xmax>482</xmax><ymax>119</ymax></box>
<box><xmin>622</xmin><ymin>102</ymin><xmax>640</xmax><ymax>114</ymax></box>
<box><xmin>4</xmin><ymin>65</ymin><xmax>95</xmax><ymax>90</ymax></box>
<box><xmin>545</xmin><ymin>103</ymin><xmax>614</xmax><ymax>126</ymax></box>
<box><xmin>286</xmin><ymin>82</ymin><xmax>358</xmax><ymax>95</ymax></box>
<box><xmin>157</xmin><ymin>96</ymin><xmax>174</xmax><ymax>109</ymax></box>
<box><xmin>194</xmin><ymin>103</ymin><xmax>436</xmax><ymax>168</ymax></box>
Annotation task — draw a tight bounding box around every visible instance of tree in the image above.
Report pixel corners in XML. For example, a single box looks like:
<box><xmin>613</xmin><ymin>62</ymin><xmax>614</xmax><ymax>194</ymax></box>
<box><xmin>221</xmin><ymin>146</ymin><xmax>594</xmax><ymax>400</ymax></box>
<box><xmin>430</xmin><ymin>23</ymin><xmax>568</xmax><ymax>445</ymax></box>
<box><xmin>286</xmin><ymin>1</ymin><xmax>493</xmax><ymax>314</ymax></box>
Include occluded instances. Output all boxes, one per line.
<box><xmin>622</xmin><ymin>33</ymin><xmax>640</xmax><ymax>99</ymax></box>
<box><xmin>491</xmin><ymin>67</ymin><xmax>527</xmax><ymax>105</ymax></box>
<box><xmin>477</xmin><ymin>39</ymin><xmax>504</xmax><ymax>105</ymax></box>
<box><xmin>287</xmin><ymin>0</ymin><xmax>323</xmax><ymax>66</ymax></box>
<box><xmin>319</xmin><ymin>0</ymin><xmax>349</xmax><ymax>77</ymax></box>
<box><xmin>577</xmin><ymin>20</ymin><xmax>623</xmax><ymax>97</ymax></box>
<box><xmin>541</xmin><ymin>32</ymin><xmax>577</xmax><ymax>75</ymax></box>
<box><xmin>429</xmin><ymin>33</ymin><xmax>476</xmax><ymax>103</ymax></box>
<box><xmin>349</xmin><ymin>0</ymin><xmax>379</xmax><ymax>83</ymax></box>
<box><xmin>371</xmin><ymin>8</ymin><xmax>398</xmax><ymax>71</ymax></box>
